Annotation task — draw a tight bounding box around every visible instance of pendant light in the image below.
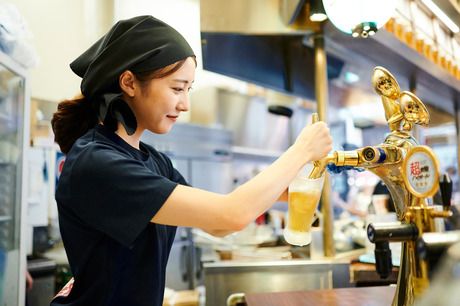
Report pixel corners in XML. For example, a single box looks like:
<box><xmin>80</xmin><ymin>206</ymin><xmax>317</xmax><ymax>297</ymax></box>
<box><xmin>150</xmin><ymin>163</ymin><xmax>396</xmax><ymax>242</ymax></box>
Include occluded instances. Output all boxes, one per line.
<box><xmin>309</xmin><ymin>0</ymin><xmax>328</xmax><ymax>22</ymax></box>
<box><xmin>322</xmin><ymin>0</ymin><xmax>397</xmax><ymax>37</ymax></box>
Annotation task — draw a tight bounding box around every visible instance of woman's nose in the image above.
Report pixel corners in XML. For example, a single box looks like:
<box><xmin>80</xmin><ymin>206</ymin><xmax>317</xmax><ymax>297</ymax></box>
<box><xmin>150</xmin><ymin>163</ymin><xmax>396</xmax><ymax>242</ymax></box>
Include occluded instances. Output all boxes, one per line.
<box><xmin>177</xmin><ymin>93</ymin><xmax>190</xmax><ymax>112</ymax></box>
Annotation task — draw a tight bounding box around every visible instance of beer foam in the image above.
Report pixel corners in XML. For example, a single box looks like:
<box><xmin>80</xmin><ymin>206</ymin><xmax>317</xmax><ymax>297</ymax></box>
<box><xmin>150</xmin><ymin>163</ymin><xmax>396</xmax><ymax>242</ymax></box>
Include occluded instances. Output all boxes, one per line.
<box><xmin>288</xmin><ymin>176</ymin><xmax>324</xmax><ymax>193</ymax></box>
<box><xmin>288</xmin><ymin>185</ymin><xmax>322</xmax><ymax>193</ymax></box>
<box><xmin>284</xmin><ymin>229</ymin><xmax>312</xmax><ymax>246</ymax></box>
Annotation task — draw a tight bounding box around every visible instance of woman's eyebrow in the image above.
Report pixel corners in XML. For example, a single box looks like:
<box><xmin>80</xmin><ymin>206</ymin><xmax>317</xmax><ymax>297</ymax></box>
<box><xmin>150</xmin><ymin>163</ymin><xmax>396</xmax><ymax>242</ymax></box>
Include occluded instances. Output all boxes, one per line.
<box><xmin>172</xmin><ymin>79</ymin><xmax>194</xmax><ymax>84</ymax></box>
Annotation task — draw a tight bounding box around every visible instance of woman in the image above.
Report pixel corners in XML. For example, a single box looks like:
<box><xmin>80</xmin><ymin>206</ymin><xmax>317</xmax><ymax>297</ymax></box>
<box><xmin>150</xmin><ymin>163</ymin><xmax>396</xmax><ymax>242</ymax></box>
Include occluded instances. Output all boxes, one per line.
<box><xmin>50</xmin><ymin>15</ymin><xmax>332</xmax><ymax>306</ymax></box>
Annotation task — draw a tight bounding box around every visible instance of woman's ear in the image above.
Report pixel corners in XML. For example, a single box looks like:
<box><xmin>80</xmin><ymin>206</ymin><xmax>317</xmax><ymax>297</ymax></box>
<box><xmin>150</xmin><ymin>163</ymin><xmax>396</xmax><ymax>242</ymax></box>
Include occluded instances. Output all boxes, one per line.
<box><xmin>119</xmin><ymin>70</ymin><xmax>136</xmax><ymax>97</ymax></box>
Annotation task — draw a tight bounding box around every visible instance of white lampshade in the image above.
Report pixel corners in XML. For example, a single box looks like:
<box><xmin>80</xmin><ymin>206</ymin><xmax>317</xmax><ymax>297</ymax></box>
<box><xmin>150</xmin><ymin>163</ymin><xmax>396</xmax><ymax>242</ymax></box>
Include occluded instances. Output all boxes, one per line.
<box><xmin>323</xmin><ymin>0</ymin><xmax>397</xmax><ymax>37</ymax></box>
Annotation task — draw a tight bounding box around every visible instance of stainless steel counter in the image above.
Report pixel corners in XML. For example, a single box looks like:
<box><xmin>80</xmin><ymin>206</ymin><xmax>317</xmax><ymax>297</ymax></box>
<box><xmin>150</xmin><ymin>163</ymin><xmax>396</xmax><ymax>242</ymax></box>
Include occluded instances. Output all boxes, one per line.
<box><xmin>204</xmin><ymin>258</ymin><xmax>352</xmax><ymax>306</ymax></box>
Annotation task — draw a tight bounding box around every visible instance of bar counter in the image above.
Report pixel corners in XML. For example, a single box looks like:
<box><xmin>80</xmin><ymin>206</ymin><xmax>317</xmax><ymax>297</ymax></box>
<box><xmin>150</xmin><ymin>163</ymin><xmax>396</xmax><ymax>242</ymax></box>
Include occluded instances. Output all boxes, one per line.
<box><xmin>245</xmin><ymin>286</ymin><xmax>395</xmax><ymax>306</ymax></box>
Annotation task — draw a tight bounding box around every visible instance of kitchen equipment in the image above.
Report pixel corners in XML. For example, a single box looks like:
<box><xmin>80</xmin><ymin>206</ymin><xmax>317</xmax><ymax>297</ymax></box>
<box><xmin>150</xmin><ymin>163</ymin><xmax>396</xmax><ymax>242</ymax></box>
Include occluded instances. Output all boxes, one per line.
<box><xmin>0</xmin><ymin>50</ymin><xmax>29</xmax><ymax>306</ymax></box>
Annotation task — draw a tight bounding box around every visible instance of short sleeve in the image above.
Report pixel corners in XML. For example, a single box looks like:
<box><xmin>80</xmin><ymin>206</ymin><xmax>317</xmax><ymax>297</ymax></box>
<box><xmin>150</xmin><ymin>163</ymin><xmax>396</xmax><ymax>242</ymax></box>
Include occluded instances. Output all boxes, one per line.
<box><xmin>171</xmin><ymin>168</ymin><xmax>188</xmax><ymax>185</ymax></box>
<box><xmin>64</xmin><ymin>146</ymin><xmax>178</xmax><ymax>247</ymax></box>
<box><xmin>157</xmin><ymin>152</ymin><xmax>189</xmax><ymax>186</ymax></box>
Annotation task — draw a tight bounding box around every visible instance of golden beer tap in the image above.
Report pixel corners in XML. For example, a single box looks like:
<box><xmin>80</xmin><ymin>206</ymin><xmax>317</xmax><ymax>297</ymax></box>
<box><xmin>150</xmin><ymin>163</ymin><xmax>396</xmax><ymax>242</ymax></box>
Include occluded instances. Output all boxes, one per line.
<box><xmin>309</xmin><ymin>66</ymin><xmax>452</xmax><ymax>306</ymax></box>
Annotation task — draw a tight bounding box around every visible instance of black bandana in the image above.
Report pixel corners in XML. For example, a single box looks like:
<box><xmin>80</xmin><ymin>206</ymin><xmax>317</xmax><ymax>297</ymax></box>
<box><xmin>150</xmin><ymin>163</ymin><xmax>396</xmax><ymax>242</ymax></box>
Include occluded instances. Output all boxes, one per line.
<box><xmin>70</xmin><ymin>15</ymin><xmax>195</xmax><ymax>134</ymax></box>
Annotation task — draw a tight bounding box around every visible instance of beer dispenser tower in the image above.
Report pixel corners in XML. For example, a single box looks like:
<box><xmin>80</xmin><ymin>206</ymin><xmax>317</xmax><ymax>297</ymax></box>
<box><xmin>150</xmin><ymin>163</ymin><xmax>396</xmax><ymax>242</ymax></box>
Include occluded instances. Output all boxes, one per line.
<box><xmin>309</xmin><ymin>66</ymin><xmax>453</xmax><ymax>306</ymax></box>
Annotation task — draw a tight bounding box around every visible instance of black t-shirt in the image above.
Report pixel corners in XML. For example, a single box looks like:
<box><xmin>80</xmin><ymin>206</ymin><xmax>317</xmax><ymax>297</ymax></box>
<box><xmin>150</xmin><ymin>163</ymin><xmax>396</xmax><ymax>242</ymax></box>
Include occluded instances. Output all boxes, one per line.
<box><xmin>51</xmin><ymin>125</ymin><xmax>187</xmax><ymax>306</ymax></box>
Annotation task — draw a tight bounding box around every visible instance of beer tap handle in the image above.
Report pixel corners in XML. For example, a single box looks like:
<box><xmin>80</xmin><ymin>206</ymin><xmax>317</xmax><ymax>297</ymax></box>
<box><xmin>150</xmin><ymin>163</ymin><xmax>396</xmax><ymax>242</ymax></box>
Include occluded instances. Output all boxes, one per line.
<box><xmin>311</xmin><ymin>113</ymin><xmax>319</xmax><ymax>124</ymax></box>
<box><xmin>309</xmin><ymin>113</ymin><xmax>326</xmax><ymax>179</ymax></box>
<box><xmin>367</xmin><ymin>223</ymin><xmax>418</xmax><ymax>279</ymax></box>
<box><xmin>374</xmin><ymin>241</ymin><xmax>393</xmax><ymax>279</ymax></box>
<box><xmin>439</xmin><ymin>173</ymin><xmax>453</xmax><ymax>209</ymax></box>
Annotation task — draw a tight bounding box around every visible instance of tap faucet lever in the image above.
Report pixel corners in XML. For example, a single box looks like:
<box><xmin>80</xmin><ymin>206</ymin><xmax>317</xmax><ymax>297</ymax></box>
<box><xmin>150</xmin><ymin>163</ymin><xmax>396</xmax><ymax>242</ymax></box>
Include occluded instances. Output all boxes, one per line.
<box><xmin>309</xmin><ymin>112</ymin><xmax>328</xmax><ymax>179</ymax></box>
<box><xmin>439</xmin><ymin>173</ymin><xmax>453</xmax><ymax>210</ymax></box>
<box><xmin>374</xmin><ymin>241</ymin><xmax>393</xmax><ymax>279</ymax></box>
<box><xmin>311</xmin><ymin>113</ymin><xmax>319</xmax><ymax>124</ymax></box>
<box><xmin>367</xmin><ymin>222</ymin><xmax>419</xmax><ymax>280</ymax></box>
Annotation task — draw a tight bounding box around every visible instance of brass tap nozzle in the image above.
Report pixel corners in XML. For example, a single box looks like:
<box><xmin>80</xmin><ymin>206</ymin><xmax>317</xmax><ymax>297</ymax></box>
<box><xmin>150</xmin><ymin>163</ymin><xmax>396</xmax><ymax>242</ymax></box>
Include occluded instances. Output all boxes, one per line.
<box><xmin>310</xmin><ymin>154</ymin><xmax>335</xmax><ymax>179</ymax></box>
<box><xmin>309</xmin><ymin>151</ymin><xmax>360</xmax><ymax>179</ymax></box>
<box><xmin>308</xmin><ymin>145</ymin><xmax>402</xmax><ymax>179</ymax></box>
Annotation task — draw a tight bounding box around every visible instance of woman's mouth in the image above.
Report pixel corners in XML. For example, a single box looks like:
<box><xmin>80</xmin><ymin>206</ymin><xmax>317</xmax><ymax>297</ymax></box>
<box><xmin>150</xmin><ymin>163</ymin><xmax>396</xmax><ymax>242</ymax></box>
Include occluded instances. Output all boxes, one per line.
<box><xmin>167</xmin><ymin>115</ymin><xmax>178</xmax><ymax>122</ymax></box>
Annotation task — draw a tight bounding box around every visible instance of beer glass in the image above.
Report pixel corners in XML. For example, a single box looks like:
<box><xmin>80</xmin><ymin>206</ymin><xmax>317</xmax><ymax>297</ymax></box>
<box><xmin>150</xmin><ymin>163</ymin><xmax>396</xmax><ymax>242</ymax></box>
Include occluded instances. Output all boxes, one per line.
<box><xmin>284</xmin><ymin>170</ymin><xmax>325</xmax><ymax>246</ymax></box>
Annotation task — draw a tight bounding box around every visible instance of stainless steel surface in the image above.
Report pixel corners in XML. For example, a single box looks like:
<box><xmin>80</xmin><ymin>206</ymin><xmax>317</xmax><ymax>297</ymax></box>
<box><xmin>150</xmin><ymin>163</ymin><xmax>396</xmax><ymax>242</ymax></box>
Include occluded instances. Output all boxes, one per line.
<box><xmin>216</xmin><ymin>88</ymin><xmax>293</xmax><ymax>152</ymax></box>
<box><xmin>204</xmin><ymin>260</ymin><xmax>351</xmax><ymax>306</ymax></box>
<box><xmin>142</xmin><ymin>123</ymin><xmax>234</xmax><ymax>193</ymax></box>
<box><xmin>141</xmin><ymin>123</ymin><xmax>232</xmax><ymax>161</ymax></box>
<box><xmin>191</xmin><ymin>160</ymin><xmax>233</xmax><ymax>193</ymax></box>
<box><xmin>166</xmin><ymin>229</ymin><xmax>198</xmax><ymax>290</ymax></box>
<box><xmin>415</xmin><ymin>241</ymin><xmax>460</xmax><ymax>306</ymax></box>
<box><xmin>418</xmin><ymin>230</ymin><xmax>460</xmax><ymax>261</ymax></box>
<box><xmin>200</xmin><ymin>0</ymin><xmax>312</xmax><ymax>34</ymax></box>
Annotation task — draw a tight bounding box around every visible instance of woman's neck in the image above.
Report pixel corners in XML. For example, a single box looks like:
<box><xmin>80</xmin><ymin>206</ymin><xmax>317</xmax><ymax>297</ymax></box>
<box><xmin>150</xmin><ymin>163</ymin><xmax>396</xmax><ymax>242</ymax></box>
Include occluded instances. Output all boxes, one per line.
<box><xmin>115</xmin><ymin>124</ymin><xmax>144</xmax><ymax>150</ymax></box>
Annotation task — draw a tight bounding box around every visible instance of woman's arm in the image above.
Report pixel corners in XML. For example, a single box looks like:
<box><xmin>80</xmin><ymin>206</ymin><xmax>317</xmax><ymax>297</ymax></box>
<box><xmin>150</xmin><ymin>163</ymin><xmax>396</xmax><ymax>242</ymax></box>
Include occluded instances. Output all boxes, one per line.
<box><xmin>277</xmin><ymin>189</ymin><xmax>288</xmax><ymax>202</ymax></box>
<box><xmin>196</xmin><ymin>189</ymin><xmax>286</xmax><ymax>237</ymax></box>
<box><xmin>151</xmin><ymin>122</ymin><xmax>332</xmax><ymax>232</ymax></box>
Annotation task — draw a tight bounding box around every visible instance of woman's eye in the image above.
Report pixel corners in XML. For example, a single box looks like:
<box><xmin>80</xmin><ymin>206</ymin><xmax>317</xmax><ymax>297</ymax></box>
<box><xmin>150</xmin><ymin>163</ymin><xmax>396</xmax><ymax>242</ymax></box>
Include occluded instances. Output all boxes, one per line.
<box><xmin>188</xmin><ymin>87</ymin><xmax>193</xmax><ymax>92</ymax></box>
<box><xmin>172</xmin><ymin>87</ymin><xmax>184</xmax><ymax>92</ymax></box>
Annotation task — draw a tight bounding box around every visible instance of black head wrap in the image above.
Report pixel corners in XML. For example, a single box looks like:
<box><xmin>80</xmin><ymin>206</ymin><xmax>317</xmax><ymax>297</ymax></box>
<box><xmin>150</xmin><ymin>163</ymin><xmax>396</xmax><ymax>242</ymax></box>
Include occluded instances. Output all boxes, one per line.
<box><xmin>70</xmin><ymin>15</ymin><xmax>195</xmax><ymax>134</ymax></box>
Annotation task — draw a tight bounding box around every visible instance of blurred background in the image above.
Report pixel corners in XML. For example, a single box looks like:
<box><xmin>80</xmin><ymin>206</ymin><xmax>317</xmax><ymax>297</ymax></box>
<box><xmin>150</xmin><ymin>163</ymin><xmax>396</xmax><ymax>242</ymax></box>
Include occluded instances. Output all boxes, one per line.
<box><xmin>1</xmin><ymin>0</ymin><xmax>460</xmax><ymax>305</ymax></box>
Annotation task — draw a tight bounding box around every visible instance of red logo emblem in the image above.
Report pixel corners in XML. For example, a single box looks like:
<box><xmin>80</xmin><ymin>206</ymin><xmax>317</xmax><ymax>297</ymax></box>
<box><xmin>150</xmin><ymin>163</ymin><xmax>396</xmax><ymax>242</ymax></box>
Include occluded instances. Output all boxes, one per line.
<box><xmin>410</xmin><ymin>161</ymin><xmax>421</xmax><ymax>177</ymax></box>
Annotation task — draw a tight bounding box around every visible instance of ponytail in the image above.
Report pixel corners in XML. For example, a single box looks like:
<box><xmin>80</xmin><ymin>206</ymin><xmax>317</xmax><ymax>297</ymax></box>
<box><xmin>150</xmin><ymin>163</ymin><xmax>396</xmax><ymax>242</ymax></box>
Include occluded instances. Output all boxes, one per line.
<box><xmin>51</xmin><ymin>95</ymin><xmax>98</xmax><ymax>154</ymax></box>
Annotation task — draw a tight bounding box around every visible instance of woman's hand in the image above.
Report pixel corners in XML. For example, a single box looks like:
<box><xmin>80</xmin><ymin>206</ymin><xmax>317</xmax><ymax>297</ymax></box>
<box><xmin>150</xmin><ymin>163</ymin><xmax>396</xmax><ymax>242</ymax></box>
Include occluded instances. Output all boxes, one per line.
<box><xmin>293</xmin><ymin>121</ymin><xmax>333</xmax><ymax>163</ymax></box>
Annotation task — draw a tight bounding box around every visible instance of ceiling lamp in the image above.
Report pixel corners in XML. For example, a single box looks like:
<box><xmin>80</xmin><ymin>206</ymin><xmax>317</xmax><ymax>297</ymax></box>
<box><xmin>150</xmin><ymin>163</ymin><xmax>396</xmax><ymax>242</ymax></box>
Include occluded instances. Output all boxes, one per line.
<box><xmin>322</xmin><ymin>0</ymin><xmax>397</xmax><ymax>37</ymax></box>
<box><xmin>309</xmin><ymin>0</ymin><xmax>328</xmax><ymax>22</ymax></box>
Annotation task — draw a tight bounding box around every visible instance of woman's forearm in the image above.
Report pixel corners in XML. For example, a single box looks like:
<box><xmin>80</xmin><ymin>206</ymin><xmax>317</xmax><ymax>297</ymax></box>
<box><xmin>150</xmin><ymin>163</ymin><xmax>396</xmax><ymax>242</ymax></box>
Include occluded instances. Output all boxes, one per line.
<box><xmin>225</xmin><ymin>145</ymin><xmax>309</xmax><ymax>227</ymax></box>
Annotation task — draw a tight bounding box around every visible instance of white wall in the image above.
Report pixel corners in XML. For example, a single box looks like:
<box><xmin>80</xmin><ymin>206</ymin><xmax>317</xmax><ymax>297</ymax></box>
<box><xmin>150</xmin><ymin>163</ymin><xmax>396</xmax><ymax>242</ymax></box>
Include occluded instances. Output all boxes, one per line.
<box><xmin>9</xmin><ymin>0</ymin><xmax>114</xmax><ymax>101</ymax></box>
<box><xmin>115</xmin><ymin>0</ymin><xmax>201</xmax><ymax>67</ymax></box>
<box><xmin>9</xmin><ymin>0</ymin><xmax>246</xmax><ymax>126</ymax></box>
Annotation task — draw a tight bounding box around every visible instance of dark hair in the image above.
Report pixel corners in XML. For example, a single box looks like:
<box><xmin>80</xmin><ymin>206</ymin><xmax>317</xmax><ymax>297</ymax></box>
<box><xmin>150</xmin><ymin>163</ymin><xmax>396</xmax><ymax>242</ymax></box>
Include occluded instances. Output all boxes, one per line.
<box><xmin>51</xmin><ymin>95</ymin><xmax>98</xmax><ymax>154</ymax></box>
<box><xmin>51</xmin><ymin>57</ymin><xmax>196</xmax><ymax>154</ymax></box>
<box><xmin>134</xmin><ymin>56</ymin><xmax>196</xmax><ymax>85</ymax></box>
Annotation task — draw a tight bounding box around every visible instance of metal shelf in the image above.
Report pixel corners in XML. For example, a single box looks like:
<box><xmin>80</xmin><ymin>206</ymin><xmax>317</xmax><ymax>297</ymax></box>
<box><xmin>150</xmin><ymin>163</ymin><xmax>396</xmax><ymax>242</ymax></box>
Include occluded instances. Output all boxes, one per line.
<box><xmin>323</xmin><ymin>23</ymin><xmax>460</xmax><ymax>114</ymax></box>
<box><xmin>0</xmin><ymin>215</ymin><xmax>12</xmax><ymax>222</ymax></box>
<box><xmin>232</xmin><ymin>146</ymin><xmax>282</xmax><ymax>162</ymax></box>
<box><xmin>0</xmin><ymin>112</ymin><xmax>10</xmax><ymax>120</ymax></box>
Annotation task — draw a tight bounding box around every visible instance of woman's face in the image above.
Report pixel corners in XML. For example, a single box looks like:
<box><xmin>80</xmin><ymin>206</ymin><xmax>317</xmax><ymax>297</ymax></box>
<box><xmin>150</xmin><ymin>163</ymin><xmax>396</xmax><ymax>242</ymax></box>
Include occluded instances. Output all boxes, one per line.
<box><xmin>131</xmin><ymin>57</ymin><xmax>196</xmax><ymax>134</ymax></box>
